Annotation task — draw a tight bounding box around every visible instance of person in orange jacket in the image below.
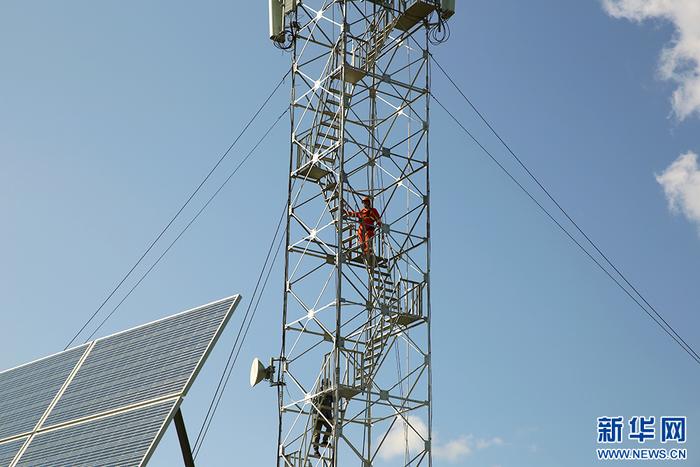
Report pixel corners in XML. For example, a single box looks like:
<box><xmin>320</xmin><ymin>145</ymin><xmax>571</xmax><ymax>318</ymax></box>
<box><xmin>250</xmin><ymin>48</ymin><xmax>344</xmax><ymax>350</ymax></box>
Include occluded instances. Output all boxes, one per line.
<box><xmin>345</xmin><ymin>196</ymin><xmax>381</xmax><ymax>255</ymax></box>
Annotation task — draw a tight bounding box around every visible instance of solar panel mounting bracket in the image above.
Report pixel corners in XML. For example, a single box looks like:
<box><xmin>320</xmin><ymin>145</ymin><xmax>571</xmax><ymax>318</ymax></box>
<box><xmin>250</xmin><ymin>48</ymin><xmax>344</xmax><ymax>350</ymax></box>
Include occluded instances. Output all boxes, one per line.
<box><xmin>174</xmin><ymin>408</ymin><xmax>196</xmax><ymax>467</ymax></box>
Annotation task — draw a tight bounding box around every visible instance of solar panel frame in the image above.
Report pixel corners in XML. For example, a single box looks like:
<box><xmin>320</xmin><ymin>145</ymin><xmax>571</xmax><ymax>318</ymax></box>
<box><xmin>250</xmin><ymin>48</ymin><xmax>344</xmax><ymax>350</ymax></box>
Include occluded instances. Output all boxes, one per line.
<box><xmin>0</xmin><ymin>294</ymin><xmax>240</xmax><ymax>467</ymax></box>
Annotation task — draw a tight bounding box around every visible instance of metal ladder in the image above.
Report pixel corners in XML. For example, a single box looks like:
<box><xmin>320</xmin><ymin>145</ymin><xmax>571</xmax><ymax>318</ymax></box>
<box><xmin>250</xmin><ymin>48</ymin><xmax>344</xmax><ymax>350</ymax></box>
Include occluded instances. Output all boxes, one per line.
<box><xmin>296</xmin><ymin>8</ymin><xmax>400</xmax><ymax>262</ymax></box>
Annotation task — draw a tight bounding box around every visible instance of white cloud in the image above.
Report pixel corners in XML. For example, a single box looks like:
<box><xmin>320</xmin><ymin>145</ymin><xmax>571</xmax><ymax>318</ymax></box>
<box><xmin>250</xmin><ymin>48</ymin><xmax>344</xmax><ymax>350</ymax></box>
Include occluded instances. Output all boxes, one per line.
<box><xmin>378</xmin><ymin>416</ymin><xmax>503</xmax><ymax>464</ymax></box>
<box><xmin>475</xmin><ymin>437</ymin><xmax>504</xmax><ymax>450</ymax></box>
<box><xmin>602</xmin><ymin>0</ymin><xmax>700</xmax><ymax>120</ymax></box>
<box><xmin>379</xmin><ymin>416</ymin><xmax>430</xmax><ymax>461</ymax></box>
<box><xmin>656</xmin><ymin>151</ymin><xmax>700</xmax><ymax>228</ymax></box>
<box><xmin>434</xmin><ymin>436</ymin><xmax>473</xmax><ymax>462</ymax></box>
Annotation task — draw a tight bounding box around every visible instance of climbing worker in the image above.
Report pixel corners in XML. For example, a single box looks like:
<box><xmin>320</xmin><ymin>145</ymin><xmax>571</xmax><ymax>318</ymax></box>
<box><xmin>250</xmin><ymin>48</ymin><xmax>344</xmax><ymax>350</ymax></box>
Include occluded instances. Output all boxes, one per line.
<box><xmin>345</xmin><ymin>196</ymin><xmax>382</xmax><ymax>256</ymax></box>
<box><xmin>311</xmin><ymin>378</ymin><xmax>334</xmax><ymax>456</ymax></box>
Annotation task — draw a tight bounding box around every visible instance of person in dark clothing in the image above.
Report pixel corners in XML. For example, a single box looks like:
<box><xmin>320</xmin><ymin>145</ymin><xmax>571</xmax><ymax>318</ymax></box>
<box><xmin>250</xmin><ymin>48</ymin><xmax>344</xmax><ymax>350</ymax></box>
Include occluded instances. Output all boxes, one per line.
<box><xmin>311</xmin><ymin>378</ymin><xmax>334</xmax><ymax>456</ymax></box>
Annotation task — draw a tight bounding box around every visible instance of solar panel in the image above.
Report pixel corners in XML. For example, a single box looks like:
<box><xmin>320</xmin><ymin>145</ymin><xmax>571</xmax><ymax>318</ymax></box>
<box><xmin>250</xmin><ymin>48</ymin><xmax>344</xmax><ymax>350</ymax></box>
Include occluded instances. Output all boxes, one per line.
<box><xmin>0</xmin><ymin>439</ymin><xmax>26</xmax><ymax>466</ymax></box>
<box><xmin>0</xmin><ymin>344</ymin><xmax>88</xmax><ymax>440</ymax></box>
<box><xmin>0</xmin><ymin>294</ymin><xmax>240</xmax><ymax>467</ymax></box>
<box><xmin>15</xmin><ymin>399</ymin><xmax>177</xmax><ymax>467</ymax></box>
<box><xmin>45</xmin><ymin>298</ymin><xmax>236</xmax><ymax>427</ymax></box>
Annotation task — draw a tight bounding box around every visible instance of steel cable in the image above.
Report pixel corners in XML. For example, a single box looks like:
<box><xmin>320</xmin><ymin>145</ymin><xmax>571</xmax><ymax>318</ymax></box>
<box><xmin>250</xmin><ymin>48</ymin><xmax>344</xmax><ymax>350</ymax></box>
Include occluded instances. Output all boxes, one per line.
<box><xmin>65</xmin><ymin>70</ymin><xmax>290</xmax><ymax>349</ymax></box>
<box><xmin>431</xmin><ymin>92</ymin><xmax>700</xmax><ymax>366</ymax></box>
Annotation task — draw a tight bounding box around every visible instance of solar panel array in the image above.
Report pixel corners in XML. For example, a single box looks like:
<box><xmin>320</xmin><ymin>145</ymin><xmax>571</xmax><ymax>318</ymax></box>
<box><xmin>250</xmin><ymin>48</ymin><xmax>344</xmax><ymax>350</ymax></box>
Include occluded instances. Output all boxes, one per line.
<box><xmin>0</xmin><ymin>295</ymin><xmax>240</xmax><ymax>467</ymax></box>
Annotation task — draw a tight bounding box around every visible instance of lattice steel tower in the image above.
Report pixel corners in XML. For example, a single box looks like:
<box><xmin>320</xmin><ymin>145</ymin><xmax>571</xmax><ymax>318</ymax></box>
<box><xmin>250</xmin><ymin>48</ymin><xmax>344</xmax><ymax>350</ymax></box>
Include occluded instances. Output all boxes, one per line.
<box><xmin>267</xmin><ymin>1</ymin><xmax>453</xmax><ymax>465</ymax></box>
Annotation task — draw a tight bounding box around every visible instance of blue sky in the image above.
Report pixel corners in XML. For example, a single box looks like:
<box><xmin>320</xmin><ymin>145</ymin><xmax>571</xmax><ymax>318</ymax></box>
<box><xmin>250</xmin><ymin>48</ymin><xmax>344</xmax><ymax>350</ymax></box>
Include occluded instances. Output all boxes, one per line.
<box><xmin>1</xmin><ymin>1</ymin><xmax>699</xmax><ymax>466</ymax></box>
